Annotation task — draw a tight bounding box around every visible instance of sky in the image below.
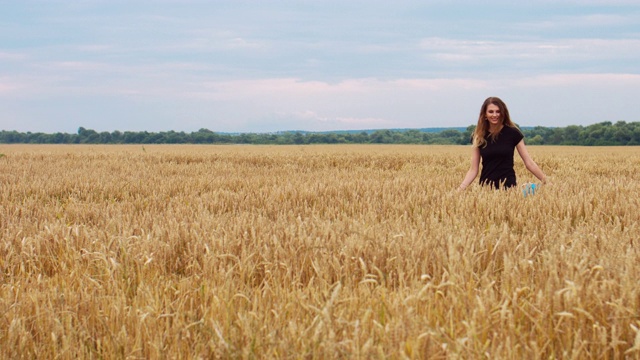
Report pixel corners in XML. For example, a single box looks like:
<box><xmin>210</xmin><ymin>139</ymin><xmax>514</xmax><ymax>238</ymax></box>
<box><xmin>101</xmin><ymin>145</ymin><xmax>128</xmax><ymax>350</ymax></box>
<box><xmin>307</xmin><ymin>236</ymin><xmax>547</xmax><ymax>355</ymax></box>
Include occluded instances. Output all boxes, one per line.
<box><xmin>1</xmin><ymin>0</ymin><xmax>640</xmax><ymax>134</ymax></box>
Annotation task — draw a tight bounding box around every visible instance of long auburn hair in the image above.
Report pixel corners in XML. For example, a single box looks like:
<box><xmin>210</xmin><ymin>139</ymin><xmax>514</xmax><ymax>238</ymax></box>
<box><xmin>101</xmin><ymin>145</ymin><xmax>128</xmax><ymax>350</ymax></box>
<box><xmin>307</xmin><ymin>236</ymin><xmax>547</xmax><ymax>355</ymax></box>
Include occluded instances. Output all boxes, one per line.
<box><xmin>472</xmin><ymin>97</ymin><xmax>518</xmax><ymax>148</ymax></box>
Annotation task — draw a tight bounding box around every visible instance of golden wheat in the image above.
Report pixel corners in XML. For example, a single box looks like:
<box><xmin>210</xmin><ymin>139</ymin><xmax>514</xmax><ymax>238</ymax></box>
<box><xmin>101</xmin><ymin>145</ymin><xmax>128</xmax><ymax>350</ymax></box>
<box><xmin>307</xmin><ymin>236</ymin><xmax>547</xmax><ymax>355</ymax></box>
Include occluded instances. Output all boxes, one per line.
<box><xmin>1</xmin><ymin>144</ymin><xmax>639</xmax><ymax>359</ymax></box>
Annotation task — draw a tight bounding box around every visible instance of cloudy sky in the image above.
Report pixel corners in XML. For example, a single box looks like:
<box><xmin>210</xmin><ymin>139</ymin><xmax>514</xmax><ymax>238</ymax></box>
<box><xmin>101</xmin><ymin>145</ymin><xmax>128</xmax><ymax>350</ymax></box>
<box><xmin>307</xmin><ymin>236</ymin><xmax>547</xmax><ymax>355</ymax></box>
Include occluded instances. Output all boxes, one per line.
<box><xmin>1</xmin><ymin>0</ymin><xmax>639</xmax><ymax>133</ymax></box>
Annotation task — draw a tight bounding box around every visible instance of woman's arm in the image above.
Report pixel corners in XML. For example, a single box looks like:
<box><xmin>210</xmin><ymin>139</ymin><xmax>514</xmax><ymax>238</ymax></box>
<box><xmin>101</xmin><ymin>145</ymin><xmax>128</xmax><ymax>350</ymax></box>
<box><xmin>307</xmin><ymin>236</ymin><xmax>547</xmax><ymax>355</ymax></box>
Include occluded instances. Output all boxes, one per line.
<box><xmin>515</xmin><ymin>140</ymin><xmax>549</xmax><ymax>184</ymax></box>
<box><xmin>458</xmin><ymin>146</ymin><xmax>480</xmax><ymax>191</ymax></box>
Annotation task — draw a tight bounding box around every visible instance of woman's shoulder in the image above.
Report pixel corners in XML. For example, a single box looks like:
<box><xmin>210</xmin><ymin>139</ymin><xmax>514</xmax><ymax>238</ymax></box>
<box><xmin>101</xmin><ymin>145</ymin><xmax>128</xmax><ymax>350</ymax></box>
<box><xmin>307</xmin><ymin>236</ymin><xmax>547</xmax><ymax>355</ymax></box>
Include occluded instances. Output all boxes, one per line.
<box><xmin>502</xmin><ymin>125</ymin><xmax>523</xmax><ymax>137</ymax></box>
<box><xmin>501</xmin><ymin>125</ymin><xmax>524</xmax><ymax>145</ymax></box>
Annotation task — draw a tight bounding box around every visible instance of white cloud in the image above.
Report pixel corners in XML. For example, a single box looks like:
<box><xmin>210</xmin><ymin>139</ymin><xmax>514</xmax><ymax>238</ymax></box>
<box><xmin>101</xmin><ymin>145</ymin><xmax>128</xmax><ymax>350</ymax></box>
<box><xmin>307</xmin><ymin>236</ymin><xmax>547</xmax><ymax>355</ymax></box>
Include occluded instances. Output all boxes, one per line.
<box><xmin>514</xmin><ymin>73</ymin><xmax>640</xmax><ymax>87</ymax></box>
<box><xmin>418</xmin><ymin>37</ymin><xmax>640</xmax><ymax>70</ymax></box>
<box><xmin>519</xmin><ymin>12</ymin><xmax>638</xmax><ymax>30</ymax></box>
<box><xmin>274</xmin><ymin>110</ymin><xmax>394</xmax><ymax>130</ymax></box>
<box><xmin>0</xmin><ymin>82</ymin><xmax>17</xmax><ymax>93</ymax></box>
<box><xmin>0</xmin><ymin>51</ymin><xmax>28</xmax><ymax>61</ymax></box>
<box><xmin>2</xmin><ymin>1</ymin><xmax>639</xmax><ymax>132</ymax></box>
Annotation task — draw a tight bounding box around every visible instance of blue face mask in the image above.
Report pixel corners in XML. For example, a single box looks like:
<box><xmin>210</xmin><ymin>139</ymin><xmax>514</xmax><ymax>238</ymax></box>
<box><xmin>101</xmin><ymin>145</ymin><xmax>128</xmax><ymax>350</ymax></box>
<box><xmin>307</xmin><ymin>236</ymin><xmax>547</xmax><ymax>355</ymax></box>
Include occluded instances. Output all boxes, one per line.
<box><xmin>522</xmin><ymin>183</ymin><xmax>538</xmax><ymax>197</ymax></box>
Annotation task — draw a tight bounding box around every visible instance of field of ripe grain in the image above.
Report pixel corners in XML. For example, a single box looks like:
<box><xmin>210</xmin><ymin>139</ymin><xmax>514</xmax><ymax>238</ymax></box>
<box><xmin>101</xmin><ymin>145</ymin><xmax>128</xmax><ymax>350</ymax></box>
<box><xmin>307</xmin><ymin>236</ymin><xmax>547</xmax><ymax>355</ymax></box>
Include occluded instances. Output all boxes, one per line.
<box><xmin>1</xmin><ymin>144</ymin><xmax>639</xmax><ymax>359</ymax></box>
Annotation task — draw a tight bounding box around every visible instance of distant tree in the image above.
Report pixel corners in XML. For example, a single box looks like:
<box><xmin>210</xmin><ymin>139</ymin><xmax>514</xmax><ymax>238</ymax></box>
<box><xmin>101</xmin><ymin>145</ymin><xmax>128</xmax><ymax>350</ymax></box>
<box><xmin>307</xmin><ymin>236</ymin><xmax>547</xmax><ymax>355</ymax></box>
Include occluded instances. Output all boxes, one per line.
<box><xmin>77</xmin><ymin>128</ymin><xmax>99</xmax><ymax>143</ymax></box>
<box><xmin>563</xmin><ymin>125</ymin><xmax>581</xmax><ymax>144</ymax></box>
<box><xmin>293</xmin><ymin>132</ymin><xmax>305</xmax><ymax>144</ymax></box>
<box><xmin>99</xmin><ymin>132</ymin><xmax>113</xmax><ymax>143</ymax></box>
<box><xmin>440</xmin><ymin>129</ymin><xmax>463</xmax><ymax>143</ymax></box>
<box><xmin>0</xmin><ymin>131</ymin><xmax>22</xmax><ymax>143</ymax></box>
<box><xmin>528</xmin><ymin>135</ymin><xmax>544</xmax><ymax>145</ymax></box>
<box><xmin>123</xmin><ymin>131</ymin><xmax>145</xmax><ymax>143</ymax></box>
<box><xmin>460</xmin><ymin>125</ymin><xmax>474</xmax><ymax>144</ymax></box>
<box><xmin>111</xmin><ymin>130</ymin><xmax>124</xmax><ymax>143</ymax></box>
<box><xmin>356</xmin><ymin>131</ymin><xmax>370</xmax><ymax>143</ymax></box>
<box><xmin>3</xmin><ymin>122</ymin><xmax>640</xmax><ymax>145</ymax></box>
<box><xmin>400</xmin><ymin>129</ymin><xmax>422</xmax><ymax>143</ymax></box>
<box><xmin>371</xmin><ymin>130</ymin><xmax>394</xmax><ymax>143</ymax></box>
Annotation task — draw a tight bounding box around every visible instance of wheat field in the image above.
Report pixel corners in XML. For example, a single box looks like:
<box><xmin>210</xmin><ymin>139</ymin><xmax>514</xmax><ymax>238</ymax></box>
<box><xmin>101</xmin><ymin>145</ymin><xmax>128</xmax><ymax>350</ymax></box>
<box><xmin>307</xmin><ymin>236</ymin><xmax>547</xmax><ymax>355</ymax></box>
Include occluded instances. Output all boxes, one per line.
<box><xmin>1</xmin><ymin>144</ymin><xmax>639</xmax><ymax>359</ymax></box>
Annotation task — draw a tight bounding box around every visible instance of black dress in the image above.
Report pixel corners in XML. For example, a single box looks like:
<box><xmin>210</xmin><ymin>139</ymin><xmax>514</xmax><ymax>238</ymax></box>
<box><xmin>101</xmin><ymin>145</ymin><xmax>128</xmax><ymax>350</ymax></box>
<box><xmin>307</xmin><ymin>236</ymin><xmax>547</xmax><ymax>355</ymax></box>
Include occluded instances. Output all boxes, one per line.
<box><xmin>478</xmin><ymin>126</ymin><xmax>524</xmax><ymax>189</ymax></box>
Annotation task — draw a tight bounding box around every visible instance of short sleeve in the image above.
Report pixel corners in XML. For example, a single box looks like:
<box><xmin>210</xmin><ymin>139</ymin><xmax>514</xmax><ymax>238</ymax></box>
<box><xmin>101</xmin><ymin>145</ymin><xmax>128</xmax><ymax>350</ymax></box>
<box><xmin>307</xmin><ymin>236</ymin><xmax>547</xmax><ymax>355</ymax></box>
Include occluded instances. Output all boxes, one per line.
<box><xmin>512</xmin><ymin>127</ymin><xmax>524</xmax><ymax>146</ymax></box>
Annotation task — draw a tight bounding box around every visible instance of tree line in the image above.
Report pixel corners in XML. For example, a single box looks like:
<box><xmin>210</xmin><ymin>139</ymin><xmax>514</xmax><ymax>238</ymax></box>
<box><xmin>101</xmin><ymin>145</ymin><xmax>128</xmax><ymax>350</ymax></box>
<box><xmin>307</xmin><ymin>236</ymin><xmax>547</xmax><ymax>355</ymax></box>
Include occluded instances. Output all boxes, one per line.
<box><xmin>1</xmin><ymin>121</ymin><xmax>639</xmax><ymax>145</ymax></box>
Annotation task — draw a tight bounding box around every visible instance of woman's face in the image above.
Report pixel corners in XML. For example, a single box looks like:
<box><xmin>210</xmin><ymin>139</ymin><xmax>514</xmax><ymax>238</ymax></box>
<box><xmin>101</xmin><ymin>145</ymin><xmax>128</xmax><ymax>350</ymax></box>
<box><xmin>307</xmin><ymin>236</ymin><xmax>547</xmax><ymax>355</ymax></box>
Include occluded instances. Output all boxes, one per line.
<box><xmin>485</xmin><ymin>103</ymin><xmax>502</xmax><ymax>128</ymax></box>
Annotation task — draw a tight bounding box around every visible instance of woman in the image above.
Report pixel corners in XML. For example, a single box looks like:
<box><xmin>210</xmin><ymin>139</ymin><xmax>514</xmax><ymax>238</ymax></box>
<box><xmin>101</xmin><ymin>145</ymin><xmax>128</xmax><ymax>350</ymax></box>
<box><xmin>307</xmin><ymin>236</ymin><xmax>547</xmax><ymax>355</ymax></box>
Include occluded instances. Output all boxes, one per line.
<box><xmin>458</xmin><ymin>97</ymin><xmax>548</xmax><ymax>190</ymax></box>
